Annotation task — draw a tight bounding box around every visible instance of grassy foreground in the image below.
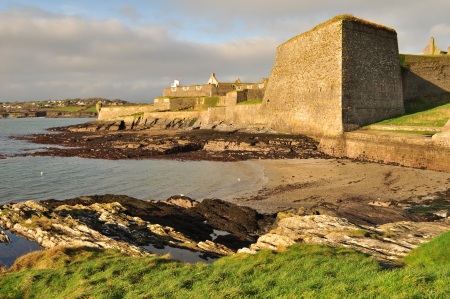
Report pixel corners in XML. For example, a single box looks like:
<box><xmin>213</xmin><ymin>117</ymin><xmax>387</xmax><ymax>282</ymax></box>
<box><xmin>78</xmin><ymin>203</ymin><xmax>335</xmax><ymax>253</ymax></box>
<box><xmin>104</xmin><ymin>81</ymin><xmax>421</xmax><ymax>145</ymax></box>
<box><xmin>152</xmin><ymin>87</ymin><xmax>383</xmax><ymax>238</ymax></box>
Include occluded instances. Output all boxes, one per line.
<box><xmin>0</xmin><ymin>231</ymin><xmax>449</xmax><ymax>298</ymax></box>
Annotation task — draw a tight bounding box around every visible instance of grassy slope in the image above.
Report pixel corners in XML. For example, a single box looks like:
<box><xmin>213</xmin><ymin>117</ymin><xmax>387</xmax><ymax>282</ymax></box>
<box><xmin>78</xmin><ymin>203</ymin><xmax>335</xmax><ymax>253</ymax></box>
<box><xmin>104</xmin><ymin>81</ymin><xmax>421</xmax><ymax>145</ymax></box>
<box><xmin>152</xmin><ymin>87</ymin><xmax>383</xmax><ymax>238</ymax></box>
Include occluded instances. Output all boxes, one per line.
<box><xmin>1</xmin><ymin>231</ymin><xmax>449</xmax><ymax>298</ymax></box>
<box><xmin>375</xmin><ymin>94</ymin><xmax>450</xmax><ymax>127</ymax></box>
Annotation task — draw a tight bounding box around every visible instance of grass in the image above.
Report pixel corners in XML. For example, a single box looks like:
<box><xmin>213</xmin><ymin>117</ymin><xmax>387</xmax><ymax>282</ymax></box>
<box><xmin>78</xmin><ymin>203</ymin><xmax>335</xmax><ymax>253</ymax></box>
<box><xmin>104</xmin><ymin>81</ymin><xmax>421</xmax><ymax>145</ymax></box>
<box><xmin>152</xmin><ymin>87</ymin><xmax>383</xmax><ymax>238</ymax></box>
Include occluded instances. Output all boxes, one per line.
<box><xmin>202</xmin><ymin>96</ymin><xmax>221</xmax><ymax>108</ymax></box>
<box><xmin>374</xmin><ymin>94</ymin><xmax>450</xmax><ymax>127</ymax></box>
<box><xmin>84</xmin><ymin>106</ymin><xmax>98</xmax><ymax>113</ymax></box>
<box><xmin>48</xmin><ymin>107</ymin><xmax>85</xmax><ymax>112</ymax></box>
<box><xmin>47</xmin><ymin>106</ymin><xmax>98</xmax><ymax>113</ymax></box>
<box><xmin>1</xmin><ymin>231</ymin><xmax>449</xmax><ymax>298</ymax></box>
<box><xmin>371</xmin><ymin>130</ymin><xmax>439</xmax><ymax>136</ymax></box>
<box><xmin>237</xmin><ymin>99</ymin><xmax>263</xmax><ymax>105</ymax></box>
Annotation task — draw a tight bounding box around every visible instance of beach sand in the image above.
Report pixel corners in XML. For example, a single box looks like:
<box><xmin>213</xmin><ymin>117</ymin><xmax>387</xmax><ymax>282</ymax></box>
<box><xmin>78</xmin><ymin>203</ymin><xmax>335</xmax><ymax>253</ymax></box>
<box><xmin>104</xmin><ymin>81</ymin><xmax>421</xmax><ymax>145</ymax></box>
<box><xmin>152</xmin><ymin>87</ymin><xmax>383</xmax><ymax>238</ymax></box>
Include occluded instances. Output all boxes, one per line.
<box><xmin>231</xmin><ymin>158</ymin><xmax>450</xmax><ymax>214</ymax></box>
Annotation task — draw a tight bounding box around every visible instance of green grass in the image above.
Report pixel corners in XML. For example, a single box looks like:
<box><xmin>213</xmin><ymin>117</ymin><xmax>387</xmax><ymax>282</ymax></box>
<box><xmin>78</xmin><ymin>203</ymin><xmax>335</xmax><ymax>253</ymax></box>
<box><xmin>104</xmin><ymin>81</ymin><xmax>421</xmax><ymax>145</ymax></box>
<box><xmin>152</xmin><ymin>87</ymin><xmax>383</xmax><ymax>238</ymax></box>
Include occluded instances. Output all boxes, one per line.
<box><xmin>47</xmin><ymin>106</ymin><xmax>98</xmax><ymax>113</ymax></box>
<box><xmin>371</xmin><ymin>130</ymin><xmax>439</xmax><ymax>135</ymax></box>
<box><xmin>84</xmin><ymin>106</ymin><xmax>98</xmax><ymax>113</ymax></box>
<box><xmin>1</xmin><ymin>231</ymin><xmax>449</xmax><ymax>298</ymax></box>
<box><xmin>374</xmin><ymin>94</ymin><xmax>450</xmax><ymax>127</ymax></box>
<box><xmin>202</xmin><ymin>96</ymin><xmax>221</xmax><ymax>108</ymax></box>
<box><xmin>48</xmin><ymin>106</ymin><xmax>85</xmax><ymax>112</ymax></box>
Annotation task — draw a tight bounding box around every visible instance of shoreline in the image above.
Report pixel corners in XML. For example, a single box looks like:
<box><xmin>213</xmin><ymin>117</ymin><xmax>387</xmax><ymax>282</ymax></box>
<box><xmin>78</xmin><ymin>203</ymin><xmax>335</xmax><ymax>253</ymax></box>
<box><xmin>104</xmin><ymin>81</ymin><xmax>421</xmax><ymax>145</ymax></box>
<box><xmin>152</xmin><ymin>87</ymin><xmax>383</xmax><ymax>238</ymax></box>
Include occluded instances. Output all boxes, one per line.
<box><xmin>10</xmin><ymin>121</ymin><xmax>450</xmax><ymax>219</ymax></box>
<box><xmin>232</xmin><ymin>158</ymin><xmax>450</xmax><ymax>215</ymax></box>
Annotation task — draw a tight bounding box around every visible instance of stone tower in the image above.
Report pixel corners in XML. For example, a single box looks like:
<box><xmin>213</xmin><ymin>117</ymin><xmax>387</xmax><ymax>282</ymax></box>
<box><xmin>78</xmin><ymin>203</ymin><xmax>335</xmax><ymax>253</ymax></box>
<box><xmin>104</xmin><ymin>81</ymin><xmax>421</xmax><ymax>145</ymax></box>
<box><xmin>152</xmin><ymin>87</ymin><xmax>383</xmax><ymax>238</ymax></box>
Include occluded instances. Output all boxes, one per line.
<box><xmin>261</xmin><ymin>15</ymin><xmax>404</xmax><ymax>137</ymax></box>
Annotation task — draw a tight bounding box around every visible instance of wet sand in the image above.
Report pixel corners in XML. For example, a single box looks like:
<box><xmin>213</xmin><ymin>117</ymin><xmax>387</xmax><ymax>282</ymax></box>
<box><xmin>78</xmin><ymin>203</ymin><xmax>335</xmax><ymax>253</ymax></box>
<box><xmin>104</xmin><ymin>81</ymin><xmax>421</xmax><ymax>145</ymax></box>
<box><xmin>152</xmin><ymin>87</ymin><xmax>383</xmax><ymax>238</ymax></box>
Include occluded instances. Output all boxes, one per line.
<box><xmin>232</xmin><ymin>158</ymin><xmax>450</xmax><ymax>214</ymax></box>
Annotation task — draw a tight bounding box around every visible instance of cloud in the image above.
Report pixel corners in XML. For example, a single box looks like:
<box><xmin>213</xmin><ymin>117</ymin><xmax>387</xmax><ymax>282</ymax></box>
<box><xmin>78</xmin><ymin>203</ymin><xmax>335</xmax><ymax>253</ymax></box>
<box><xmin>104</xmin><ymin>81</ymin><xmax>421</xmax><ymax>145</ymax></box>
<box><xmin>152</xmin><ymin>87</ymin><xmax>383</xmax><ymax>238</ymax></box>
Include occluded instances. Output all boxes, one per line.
<box><xmin>0</xmin><ymin>7</ymin><xmax>276</xmax><ymax>102</ymax></box>
<box><xmin>431</xmin><ymin>24</ymin><xmax>450</xmax><ymax>35</ymax></box>
<box><xmin>1</xmin><ymin>1</ymin><xmax>450</xmax><ymax>102</ymax></box>
<box><xmin>118</xmin><ymin>5</ymin><xmax>141</xmax><ymax>22</ymax></box>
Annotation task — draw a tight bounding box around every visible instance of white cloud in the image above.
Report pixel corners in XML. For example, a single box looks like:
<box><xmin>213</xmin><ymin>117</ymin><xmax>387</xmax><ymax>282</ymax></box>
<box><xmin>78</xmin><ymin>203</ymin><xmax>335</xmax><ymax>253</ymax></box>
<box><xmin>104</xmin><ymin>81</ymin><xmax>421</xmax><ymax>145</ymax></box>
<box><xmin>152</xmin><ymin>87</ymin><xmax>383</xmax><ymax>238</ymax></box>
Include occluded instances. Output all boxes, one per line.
<box><xmin>1</xmin><ymin>1</ymin><xmax>450</xmax><ymax>102</ymax></box>
<box><xmin>431</xmin><ymin>24</ymin><xmax>450</xmax><ymax>35</ymax></box>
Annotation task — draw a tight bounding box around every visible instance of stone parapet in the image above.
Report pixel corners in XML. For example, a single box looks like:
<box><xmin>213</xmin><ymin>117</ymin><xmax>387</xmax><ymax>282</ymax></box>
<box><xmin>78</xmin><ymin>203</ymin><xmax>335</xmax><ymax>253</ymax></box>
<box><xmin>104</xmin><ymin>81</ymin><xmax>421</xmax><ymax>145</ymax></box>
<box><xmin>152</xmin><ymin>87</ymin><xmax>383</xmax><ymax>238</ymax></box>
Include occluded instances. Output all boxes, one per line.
<box><xmin>319</xmin><ymin>130</ymin><xmax>450</xmax><ymax>172</ymax></box>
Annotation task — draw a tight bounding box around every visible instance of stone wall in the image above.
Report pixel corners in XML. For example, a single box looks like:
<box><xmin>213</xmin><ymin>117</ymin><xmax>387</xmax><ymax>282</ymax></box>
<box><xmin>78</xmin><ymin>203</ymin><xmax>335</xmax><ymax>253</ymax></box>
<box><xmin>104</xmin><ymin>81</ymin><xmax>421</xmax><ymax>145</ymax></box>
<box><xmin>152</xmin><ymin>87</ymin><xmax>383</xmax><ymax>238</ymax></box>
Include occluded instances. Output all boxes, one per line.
<box><xmin>261</xmin><ymin>15</ymin><xmax>404</xmax><ymax>137</ymax></box>
<box><xmin>319</xmin><ymin>132</ymin><xmax>450</xmax><ymax>172</ymax></box>
<box><xmin>261</xmin><ymin>16</ymin><xmax>343</xmax><ymax>136</ymax></box>
<box><xmin>341</xmin><ymin>19</ymin><xmax>404</xmax><ymax>127</ymax></box>
<box><xmin>231</xmin><ymin>104</ymin><xmax>265</xmax><ymax>126</ymax></box>
<box><xmin>401</xmin><ymin>55</ymin><xmax>450</xmax><ymax>100</ymax></box>
<box><xmin>98</xmin><ymin>105</ymin><xmax>156</xmax><ymax>120</ymax></box>
<box><xmin>154</xmin><ymin>97</ymin><xmax>197</xmax><ymax>111</ymax></box>
<box><xmin>163</xmin><ymin>84</ymin><xmax>216</xmax><ymax>97</ymax></box>
<box><xmin>162</xmin><ymin>84</ymin><xmax>238</xmax><ymax>98</ymax></box>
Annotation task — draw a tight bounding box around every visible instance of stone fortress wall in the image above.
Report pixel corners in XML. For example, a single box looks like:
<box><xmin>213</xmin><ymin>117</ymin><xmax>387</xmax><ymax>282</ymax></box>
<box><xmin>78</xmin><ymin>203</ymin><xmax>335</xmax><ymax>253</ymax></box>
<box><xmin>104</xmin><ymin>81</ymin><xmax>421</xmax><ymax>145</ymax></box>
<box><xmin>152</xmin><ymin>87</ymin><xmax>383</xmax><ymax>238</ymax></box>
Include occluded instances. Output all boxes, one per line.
<box><xmin>401</xmin><ymin>55</ymin><xmax>450</xmax><ymax>101</ymax></box>
<box><xmin>341</xmin><ymin>18</ymin><xmax>404</xmax><ymax>128</ymax></box>
<box><xmin>261</xmin><ymin>15</ymin><xmax>404</xmax><ymax>137</ymax></box>
<box><xmin>100</xmin><ymin>15</ymin><xmax>450</xmax><ymax>136</ymax></box>
<box><xmin>261</xmin><ymin>18</ymin><xmax>343</xmax><ymax>136</ymax></box>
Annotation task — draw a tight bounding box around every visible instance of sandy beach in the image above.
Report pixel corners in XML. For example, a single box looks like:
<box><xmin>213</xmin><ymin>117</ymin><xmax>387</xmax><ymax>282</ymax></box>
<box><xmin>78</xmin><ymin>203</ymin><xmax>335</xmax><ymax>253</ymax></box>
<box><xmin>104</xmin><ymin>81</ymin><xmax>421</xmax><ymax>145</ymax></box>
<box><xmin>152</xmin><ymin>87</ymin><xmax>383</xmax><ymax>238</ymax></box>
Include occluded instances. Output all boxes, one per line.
<box><xmin>232</xmin><ymin>158</ymin><xmax>450</xmax><ymax>214</ymax></box>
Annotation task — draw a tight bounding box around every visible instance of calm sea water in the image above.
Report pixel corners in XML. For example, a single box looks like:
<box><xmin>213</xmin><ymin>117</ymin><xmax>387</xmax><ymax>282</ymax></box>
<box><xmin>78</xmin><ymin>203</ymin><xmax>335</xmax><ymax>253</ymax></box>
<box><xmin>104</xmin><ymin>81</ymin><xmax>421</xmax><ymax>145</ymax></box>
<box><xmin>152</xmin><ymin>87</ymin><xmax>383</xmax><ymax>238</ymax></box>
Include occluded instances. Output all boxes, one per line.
<box><xmin>0</xmin><ymin>118</ymin><xmax>267</xmax><ymax>266</ymax></box>
<box><xmin>0</xmin><ymin>118</ymin><xmax>266</xmax><ymax>204</ymax></box>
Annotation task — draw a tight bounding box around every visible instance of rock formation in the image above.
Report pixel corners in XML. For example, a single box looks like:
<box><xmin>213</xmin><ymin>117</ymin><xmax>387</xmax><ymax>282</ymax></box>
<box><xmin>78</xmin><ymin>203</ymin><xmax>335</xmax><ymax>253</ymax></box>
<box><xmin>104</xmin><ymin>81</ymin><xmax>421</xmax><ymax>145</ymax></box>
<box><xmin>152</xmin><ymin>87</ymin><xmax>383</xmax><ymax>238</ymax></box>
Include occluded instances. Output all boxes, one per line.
<box><xmin>0</xmin><ymin>231</ymin><xmax>11</xmax><ymax>243</ymax></box>
<box><xmin>240</xmin><ymin>213</ymin><xmax>450</xmax><ymax>264</ymax></box>
<box><xmin>0</xmin><ymin>195</ymin><xmax>275</xmax><ymax>260</ymax></box>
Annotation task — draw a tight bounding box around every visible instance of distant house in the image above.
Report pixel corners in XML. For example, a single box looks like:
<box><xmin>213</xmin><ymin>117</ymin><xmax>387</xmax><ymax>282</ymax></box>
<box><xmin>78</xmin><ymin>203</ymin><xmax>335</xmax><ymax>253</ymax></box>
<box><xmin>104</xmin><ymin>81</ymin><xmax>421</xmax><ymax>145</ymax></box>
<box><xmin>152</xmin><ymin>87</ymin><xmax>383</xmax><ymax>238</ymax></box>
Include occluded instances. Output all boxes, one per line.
<box><xmin>422</xmin><ymin>37</ymin><xmax>449</xmax><ymax>55</ymax></box>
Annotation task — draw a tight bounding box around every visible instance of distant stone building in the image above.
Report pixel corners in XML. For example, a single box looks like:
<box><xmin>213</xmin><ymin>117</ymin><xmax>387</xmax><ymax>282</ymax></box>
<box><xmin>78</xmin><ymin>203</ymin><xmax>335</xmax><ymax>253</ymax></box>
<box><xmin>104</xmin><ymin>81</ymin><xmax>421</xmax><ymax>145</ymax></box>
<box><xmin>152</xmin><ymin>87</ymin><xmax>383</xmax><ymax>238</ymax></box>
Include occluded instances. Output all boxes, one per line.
<box><xmin>154</xmin><ymin>73</ymin><xmax>267</xmax><ymax>111</ymax></box>
<box><xmin>421</xmin><ymin>37</ymin><xmax>449</xmax><ymax>55</ymax></box>
<box><xmin>261</xmin><ymin>15</ymin><xmax>404</xmax><ymax>137</ymax></box>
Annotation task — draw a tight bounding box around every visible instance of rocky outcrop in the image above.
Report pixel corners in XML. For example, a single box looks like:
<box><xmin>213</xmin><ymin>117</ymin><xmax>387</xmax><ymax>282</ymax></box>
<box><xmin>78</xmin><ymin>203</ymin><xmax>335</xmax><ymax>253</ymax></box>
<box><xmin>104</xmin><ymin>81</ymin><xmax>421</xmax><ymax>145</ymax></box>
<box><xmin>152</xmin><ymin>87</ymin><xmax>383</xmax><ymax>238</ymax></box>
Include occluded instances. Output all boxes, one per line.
<box><xmin>0</xmin><ymin>231</ymin><xmax>11</xmax><ymax>243</ymax></box>
<box><xmin>240</xmin><ymin>213</ymin><xmax>450</xmax><ymax>264</ymax></box>
<box><xmin>0</xmin><ymin>195</ymin><xmax>276</xmax><ymax>259</ymax></box>
<box><xmin>16</xmin><ymin>124</ymin><xmax>329</xmax><ymax>161</ymax></box>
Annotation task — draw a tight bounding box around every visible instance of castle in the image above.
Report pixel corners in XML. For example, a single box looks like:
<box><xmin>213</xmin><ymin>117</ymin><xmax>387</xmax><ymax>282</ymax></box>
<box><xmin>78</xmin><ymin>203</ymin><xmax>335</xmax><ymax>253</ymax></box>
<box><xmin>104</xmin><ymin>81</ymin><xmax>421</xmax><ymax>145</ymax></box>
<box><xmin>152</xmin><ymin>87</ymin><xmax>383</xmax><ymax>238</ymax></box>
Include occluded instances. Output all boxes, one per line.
<box><xmin>147</xmin><ymin>15</ymin><xmax>450</xmax><ymax>137</ymax></box>
<box><xmin>153</xmin><ymin>73</ymin><xmax>267</xmax><ymax>111</ymax></box>
<box><xmin>98</xmin><ymin>14</ymin><xmax>450</xmax><ymax>171</ymax></box>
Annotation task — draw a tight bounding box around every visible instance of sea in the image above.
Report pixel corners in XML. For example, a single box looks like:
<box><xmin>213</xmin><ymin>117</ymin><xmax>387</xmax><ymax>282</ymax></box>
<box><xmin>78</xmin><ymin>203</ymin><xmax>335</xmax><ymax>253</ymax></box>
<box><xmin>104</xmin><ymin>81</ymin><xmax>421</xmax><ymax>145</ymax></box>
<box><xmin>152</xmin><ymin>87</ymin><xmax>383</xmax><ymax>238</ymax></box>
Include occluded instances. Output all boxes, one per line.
<box><xmin>0</xmin><ymin>117</ymin><xmax>267</xmax><ymax>266</ymax></box>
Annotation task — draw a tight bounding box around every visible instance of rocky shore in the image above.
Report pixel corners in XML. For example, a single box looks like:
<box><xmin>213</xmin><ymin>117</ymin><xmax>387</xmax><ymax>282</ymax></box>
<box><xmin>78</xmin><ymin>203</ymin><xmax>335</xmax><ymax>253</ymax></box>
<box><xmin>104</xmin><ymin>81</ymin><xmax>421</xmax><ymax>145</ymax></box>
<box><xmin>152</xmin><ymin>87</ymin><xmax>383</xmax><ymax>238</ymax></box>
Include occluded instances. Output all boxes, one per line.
<box><xmin>2</xmin><ymin>120</ymin><xmax>450</xmax><ymax>266</ymax></box>
<box><xmin>1</xmin><ymin>194</ymin><xmax>449</xmax><ymax>265</ymax></box>
<box><xmin>0</xmin><ymin>195</ymin><xmax>275</xmax><ymax>261</ymax></box>
<box><xmin>13</xmin><ymin>120</ymin><xmax>329</xmax><ymax>161</ymax></box>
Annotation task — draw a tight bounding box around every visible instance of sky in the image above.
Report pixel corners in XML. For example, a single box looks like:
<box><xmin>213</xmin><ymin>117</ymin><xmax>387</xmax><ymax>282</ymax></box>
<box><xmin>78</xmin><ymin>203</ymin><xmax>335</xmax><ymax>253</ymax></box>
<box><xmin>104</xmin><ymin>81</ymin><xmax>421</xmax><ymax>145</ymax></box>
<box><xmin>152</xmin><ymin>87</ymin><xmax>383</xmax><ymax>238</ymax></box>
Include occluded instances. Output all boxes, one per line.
<box><xmin>1</xmin><ymin>1</ymin><xmax>450</xmax><ymax>103</ymax></box>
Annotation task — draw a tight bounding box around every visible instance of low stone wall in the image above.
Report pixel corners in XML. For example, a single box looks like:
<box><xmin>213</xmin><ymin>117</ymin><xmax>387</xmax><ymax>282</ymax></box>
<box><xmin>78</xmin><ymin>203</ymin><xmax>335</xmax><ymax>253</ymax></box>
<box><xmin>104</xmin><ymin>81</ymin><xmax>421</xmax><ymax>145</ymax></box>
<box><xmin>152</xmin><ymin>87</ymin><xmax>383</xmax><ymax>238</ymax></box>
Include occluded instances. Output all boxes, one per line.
<box><xmin>98</xmin><ymin>105</ymin><xmax>156</xmax><ymax>120</ymax></box>
<box><xmin>208</xmin><ymin>107</ymin><xmax>227</xmax><ymax>123</ymax></box>
<box><xmin>319</xmin><ymin>131</ymin><xmax>450</xmax><ymax>172</ymax></box>
<box><xmin>98</xmin><ymin>98</ymin><xmax>265</xmax><ymax>129</ymax></box>
<box><xmin>401</xmin><ymin>55</ymin><xmax>450</xmax><ymax>101</ymax></box>
<box><xmin>230</xmin><ymin>104</ymin><xmax>265</xmax><ymax>126</ymax></box>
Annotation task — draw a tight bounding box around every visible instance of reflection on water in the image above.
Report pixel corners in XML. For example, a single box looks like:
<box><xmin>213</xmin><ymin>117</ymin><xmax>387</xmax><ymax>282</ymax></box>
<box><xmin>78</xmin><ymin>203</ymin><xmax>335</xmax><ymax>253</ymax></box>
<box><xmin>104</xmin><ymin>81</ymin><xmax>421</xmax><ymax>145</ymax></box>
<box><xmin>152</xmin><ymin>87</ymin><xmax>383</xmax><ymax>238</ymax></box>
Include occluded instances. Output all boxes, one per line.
<box><xmin>0</xmin><ymin>231</ymin><xmax>42</xmax><ymax>267</ymax></box>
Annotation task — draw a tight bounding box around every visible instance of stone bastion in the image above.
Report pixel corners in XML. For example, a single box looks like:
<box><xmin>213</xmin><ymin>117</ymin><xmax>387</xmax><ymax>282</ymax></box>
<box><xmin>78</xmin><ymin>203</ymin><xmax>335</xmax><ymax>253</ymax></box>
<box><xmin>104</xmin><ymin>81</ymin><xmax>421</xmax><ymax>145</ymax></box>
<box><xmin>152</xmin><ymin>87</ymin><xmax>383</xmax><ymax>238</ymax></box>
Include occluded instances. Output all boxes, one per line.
<box><xmin>261</xmin><ymin>14</ymin><xmax>404</xmax><ymax>137</ymax></box>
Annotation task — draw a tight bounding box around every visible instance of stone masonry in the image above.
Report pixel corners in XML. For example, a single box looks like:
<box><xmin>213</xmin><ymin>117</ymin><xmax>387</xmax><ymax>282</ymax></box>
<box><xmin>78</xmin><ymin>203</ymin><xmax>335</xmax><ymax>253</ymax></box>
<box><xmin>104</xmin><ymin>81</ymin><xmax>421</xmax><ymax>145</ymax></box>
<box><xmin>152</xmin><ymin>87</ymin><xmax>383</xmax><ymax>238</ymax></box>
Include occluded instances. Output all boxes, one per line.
<box><xmin>261</xmin><ymin>15</ymin><xmax>404</xmax><ymax>137</ymax></box>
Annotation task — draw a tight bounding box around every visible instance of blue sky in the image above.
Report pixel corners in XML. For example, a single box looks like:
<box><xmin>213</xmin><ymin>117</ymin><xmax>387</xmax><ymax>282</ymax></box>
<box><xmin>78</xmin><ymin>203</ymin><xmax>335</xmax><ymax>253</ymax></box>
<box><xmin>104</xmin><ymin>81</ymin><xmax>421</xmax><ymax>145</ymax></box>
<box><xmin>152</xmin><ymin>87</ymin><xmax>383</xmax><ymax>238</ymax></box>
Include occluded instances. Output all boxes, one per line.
<box><xmin>1</xmin><ymin>0</ymin><xmax>450</xmax><ymax>102</ymax></box>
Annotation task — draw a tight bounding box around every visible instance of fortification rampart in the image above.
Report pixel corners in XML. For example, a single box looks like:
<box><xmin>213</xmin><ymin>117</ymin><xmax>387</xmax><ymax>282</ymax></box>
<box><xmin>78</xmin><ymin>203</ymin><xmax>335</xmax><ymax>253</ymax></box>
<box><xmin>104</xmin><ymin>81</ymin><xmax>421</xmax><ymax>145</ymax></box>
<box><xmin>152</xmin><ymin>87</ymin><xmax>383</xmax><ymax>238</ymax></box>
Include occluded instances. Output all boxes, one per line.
<box><xmin>341</xmin><ymin>19</ymin><xmax>404</xmax><ymax>127</ymax></box>
<box><xmin>163</xmin><ymin>84</ymin><xmax>216</xmax><ymax>97</ymax></box>
<box><xmin>319</xmin><ymin>132</ymin><xmax>450</xmax><ymax>172</ymax></box>
<box><xmin>98</xmin><ymin>105</ymin><xmax>156</xmax><ymax>121</ymax></box>
<box><xmin>261</xmin><ymin>15</ymin><xmax>404</xmax><ymax>137</ymax></box>
<box><xmin>401</xmin><ymin>55</ymin><xmax>450</xmax><ymax>100</ymax></box>
<box><xmin>261</xmin><ymin>17</ymin><xmax>343</xmax><ymax>136</ymax></box>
